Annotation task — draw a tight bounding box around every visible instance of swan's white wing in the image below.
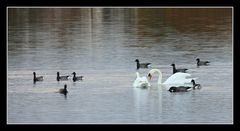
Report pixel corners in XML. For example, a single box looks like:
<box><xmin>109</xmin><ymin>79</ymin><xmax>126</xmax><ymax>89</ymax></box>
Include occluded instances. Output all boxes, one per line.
<box><xmin>163</xmin><ymin>72</ymin><xmax>197</xmax><ymax>85</ymax></box>
<box><xmin>133</xmin><ymin>77</ymin><xmax>140</xmax><ymax>88</ymax></box>
<box><xmin>133</xmin><ymin>76</ymin><xmax>150</xmax><ymax>88</ymax></box>
<box><xmin>163</xmin><ymin>72</ymin><xmax>189</xmax><ymax>84</ymax></box>
<box><xmin>141</xmin><ymin>77</ymin><xmax>151</xmax><ymax>87</ymax></box>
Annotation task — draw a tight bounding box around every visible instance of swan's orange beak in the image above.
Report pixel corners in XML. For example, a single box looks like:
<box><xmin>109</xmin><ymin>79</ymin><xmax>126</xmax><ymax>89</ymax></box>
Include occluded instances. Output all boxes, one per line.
<box><xmin>147</xmin><ymin>73</ymin><xmax>152</xmax><ymax>80</ymax></box>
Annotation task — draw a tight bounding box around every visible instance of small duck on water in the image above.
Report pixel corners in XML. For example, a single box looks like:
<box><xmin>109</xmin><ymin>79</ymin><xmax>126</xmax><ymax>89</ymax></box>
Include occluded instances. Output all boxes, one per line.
<box><xmin>33</xmin><ymin>72</ymin><xmax>43</xmax><ymax>83</ymax></box>
<box><xmin>57</xmin><ymin>72</ymin><xmax>69</xmax><ymax>81</ymax></box>
<box><xmin>135</xmin><ymin>59</ymin><xmax>151</xmax><ymax>70</ymax></box>
<box><xmin>168</xmin><ymin>79</ymin><xmax>201</xmax><ymax>92</ymax></box>
<box><xmin>196</xmin><ymin>58</ymin><xmax>210</xmax><ymax>66</ymax></box>
<box><xmin>72</xmin><ymin>72</ymin><xmax>84</xmax><ymax>82</ymax></box>
<box><xmin>171</xmin><ymin>63</ymin><xmax>188</xmax><ymax>74</ymax></box>
<box><xmin>59</xmin><ymin>84</ymin><xmax>68</xmax><ymax>95</ymax></box>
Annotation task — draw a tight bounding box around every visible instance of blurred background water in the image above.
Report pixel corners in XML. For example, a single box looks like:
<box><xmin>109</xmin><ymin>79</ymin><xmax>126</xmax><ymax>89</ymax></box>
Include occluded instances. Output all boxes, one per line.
<box><xmin>7</xmin><ymin>8</ymin><xmax>232</xmax><ymax>124</ymax></box>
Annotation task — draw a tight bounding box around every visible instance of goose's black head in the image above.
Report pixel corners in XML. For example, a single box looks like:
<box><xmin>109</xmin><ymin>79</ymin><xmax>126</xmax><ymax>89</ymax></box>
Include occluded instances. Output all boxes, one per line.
<box><xmin>33</xmin><ymin>72</ymin><xmax>36</xmax><ymax>75</ymax></box>
<box><xmin>196</xmin><ymin>58</ymin><xmax>200</xmax><ymax>62</ymax></box>
<box><xmin>64</xmin><ymin>84</ymin><xmax>67</xmax><ymax>90</ymax></box>
<box><xmin>72</xmin><ymin>72</ymin><xmax>76</xmax><ymax>75</ymax></box>
<box><xmin>135</xmin><ymin>59</ymin><xmax>139</xmax><ymax>63</ymax></box>
<box><xmin>191</xmin><ymin>79</ymin><xmax>196</xmax><ymax>85</ymax></box>
<box><xmin>169</xmin><ymin>87</ymin><xmax>177</xmax><ymax>92</ymax></box>
<box><xmin>171</xmin><ymin>64</ymin><xmax>175</xmax><ymax>66</ymax></box>
<box><xmin>57</xmin><ymin>72</ymin><xmax>60</xmax><ymax>75</ymax></box>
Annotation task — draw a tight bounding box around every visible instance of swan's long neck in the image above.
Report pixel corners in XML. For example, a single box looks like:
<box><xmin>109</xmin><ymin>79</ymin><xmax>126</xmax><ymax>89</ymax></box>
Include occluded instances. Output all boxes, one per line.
<box><xmin>136</xmin><ymin>72</ymin><xmax>140</xmax><ymax>79</ymax></box>
<box><xmin>149</xmin><ymin>69</ymin><xmax>162</xmax><ymax>84</ymax></box>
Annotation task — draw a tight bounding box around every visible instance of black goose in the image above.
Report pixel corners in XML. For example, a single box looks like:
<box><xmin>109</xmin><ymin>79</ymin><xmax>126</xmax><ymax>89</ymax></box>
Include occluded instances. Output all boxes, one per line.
<box><xmin>171</xmin><ymin>64</ymin><xmax>188</xmax><ymax>74</ymax></box>
<box><xmin>168</xmin><ymin>86</ymin><xmax>191</xmax><ymax>92</ymax></box>
<box><xmin>59</xmin><ymin>84</ymin><xmax>68</xmax><ymax>95</ymax></box>
<box><xmin>72</xmin><ymin>72</ymin><xmax>83</xmax><ymax>82</ymax></box>
<box><xmin>135</xmin><ymin>59</ymin><xmax>151</xmax><ymax>70</ymax></box>
<box><xmin>33</xmin><ymin>72</ymin><xmax>43</xmax><ymax>82</ymax></box>
<box><xmin>57</xmin><ymin>72</ymin><xmax>69</xmax><ymax>81</ymax></box>
<box><xmin>196</xmin><ymin>58</ymin><xmax>210</xmax><ymax>66</ymax></box>
<box><xmin>191</xmin><ymin>79</ymin><xmax>201</xmax><ymax>89</ymax></box>
<box><xmin>168</xmin><ymin>79</ymin><xmax>201</xmax><ymax>92</ymax></box>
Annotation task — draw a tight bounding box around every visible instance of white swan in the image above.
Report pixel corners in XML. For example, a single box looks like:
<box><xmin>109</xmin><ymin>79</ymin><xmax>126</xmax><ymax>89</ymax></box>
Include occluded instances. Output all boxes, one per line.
<box><xmin>147</xmin><ymin>69</ymin><xmax>197</xmax><ymax>89</ymax></box>
<box><xmin>133</xmin><ymin>72</ymin><xmax>151</xmax><ymax>88</ymax></box>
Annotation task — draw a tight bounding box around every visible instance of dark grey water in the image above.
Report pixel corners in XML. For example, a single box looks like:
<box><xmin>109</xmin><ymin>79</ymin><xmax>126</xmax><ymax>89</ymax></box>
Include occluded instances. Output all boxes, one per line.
<box><xmin>7</xmin><ymin>8</ymin><xmax>233</xmax><ymax>124</ymax></box>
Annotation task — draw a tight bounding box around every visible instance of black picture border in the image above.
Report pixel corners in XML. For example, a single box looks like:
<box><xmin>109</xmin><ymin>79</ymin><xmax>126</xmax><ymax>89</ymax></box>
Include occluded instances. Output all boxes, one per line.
<box><xmin>1</xmin><ymin>0</ymin><xmax>238</xmax><ymax>129</ymax></box>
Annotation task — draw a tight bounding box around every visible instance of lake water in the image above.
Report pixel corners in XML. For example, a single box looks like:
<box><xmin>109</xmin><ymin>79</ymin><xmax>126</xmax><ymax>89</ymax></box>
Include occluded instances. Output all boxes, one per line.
<box><xmin>7</xmin><ymin>8</ymin><xmax>233</xmax><ymax>124</ymax></box>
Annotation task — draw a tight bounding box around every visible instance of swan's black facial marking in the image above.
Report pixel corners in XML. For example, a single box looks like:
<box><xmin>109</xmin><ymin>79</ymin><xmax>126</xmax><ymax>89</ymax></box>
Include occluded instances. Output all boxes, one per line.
<box><xmin>147</xmin><ymin>73</ymin><xmax>152</xmax><ymax>80</ymax></box>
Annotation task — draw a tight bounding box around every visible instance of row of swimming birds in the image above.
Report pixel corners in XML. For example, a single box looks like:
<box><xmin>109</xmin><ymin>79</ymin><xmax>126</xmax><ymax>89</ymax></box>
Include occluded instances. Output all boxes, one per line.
<box><xmin>32</xmin><ymin>58</ymin><xmax>210</xmax><ymax>94</ymax></box>
<box><xmin>133</xmin><ymin>58</ymin><xmax>210</xmax><ymax>92</ymax></box>
<box><xmin>33</xmin><ymin>72</ymin><xmax>83</xmax><ymax>95</ymax></box>
<box><xmin>33</xmin><ymin>72</ymin><xmax>83</xmax><ymax>82</ymax></box>
<box><xmin>135</xmin><ymin>58</ymin><xmax>210</xmax><ymax>70</ymax></box>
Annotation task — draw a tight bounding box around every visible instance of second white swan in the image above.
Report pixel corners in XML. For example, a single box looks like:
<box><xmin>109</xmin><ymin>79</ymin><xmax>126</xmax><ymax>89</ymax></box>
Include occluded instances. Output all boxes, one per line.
<box><xmin>133</xmin><ymin>72</ymin><xmax>151</xmax><ymax>88</ymax></box>
<box><xmin>147</xmin><ymin>69</ymin><xmax>197</xmax><ymax>88</ymax></box>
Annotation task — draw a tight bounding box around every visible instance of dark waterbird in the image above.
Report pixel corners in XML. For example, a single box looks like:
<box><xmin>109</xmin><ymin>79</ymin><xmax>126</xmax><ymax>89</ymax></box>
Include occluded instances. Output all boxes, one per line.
<box><xmin>57</xmin><ymin>72</ymin><xmax>69</xmax><ymax>81</ymax></box>
<box><xmin>168</xmin><ymin>79</ymin><xmax>201</xmax><ymax>92</ymax></box>
<box><xmin>59</xmin><ymin>84</ymin><xmax>68</xmax><ymax>95</ymax></box>
<box><xmin>72</xmin><ymin>72</ymin><xmax>83</xmax><ymax>82</ymax></box>
<box><xmin>135</xmin><ymin>59</ymin><xmax>151</xmax><ymax>70</ymax></box>
<box><xmin>33</xmin><ymin>72</ymin><xmax>43</xmax><ymax>83</ymax></box>
<box><xmin>168</xmin><ymin>86</ymin><xmax>191</xmax><ymax>92</ymax></box>
<box><xmin>196</xmin><ymin>58</ymin><xmax>210</xmax><ymax>66</ymax></box>
<box><xmin>171</xmin><ymin>64</ymin><xmax>188</xmax><ymax>74</ymax></box>
<box><xmin>191</xmin><ymin>79</ymin><xmax>201</xmax><ymax>89</ymax></box>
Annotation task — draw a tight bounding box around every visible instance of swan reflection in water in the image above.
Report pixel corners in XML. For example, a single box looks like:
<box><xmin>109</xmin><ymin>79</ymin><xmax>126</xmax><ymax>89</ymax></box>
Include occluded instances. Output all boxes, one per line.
<box><xmin>133</xmin><ymin>85</ymin><xmax>163</xmax><ymax>122</ymax></box>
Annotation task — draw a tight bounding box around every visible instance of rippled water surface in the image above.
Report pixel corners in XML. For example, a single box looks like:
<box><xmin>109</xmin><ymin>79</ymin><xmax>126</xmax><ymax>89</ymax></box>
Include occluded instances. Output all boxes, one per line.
<box><xmin>8</xmin><ymin>8</ymin><xmax>233</xmax><ymax>124</ymax></box>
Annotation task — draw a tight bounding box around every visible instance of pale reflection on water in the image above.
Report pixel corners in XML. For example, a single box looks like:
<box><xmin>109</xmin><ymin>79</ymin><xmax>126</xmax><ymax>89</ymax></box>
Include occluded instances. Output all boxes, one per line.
<box><xmin>8</xmin><ymin>8</ymin><xmax>232</xmax><ymax>124</ymax></box>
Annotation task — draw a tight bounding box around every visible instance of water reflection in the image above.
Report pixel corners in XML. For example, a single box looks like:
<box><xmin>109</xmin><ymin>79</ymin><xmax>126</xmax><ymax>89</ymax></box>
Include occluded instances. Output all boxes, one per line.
<box><xmin>133</xmin><ymin>86</ymin><xmax>163</xmax><ymax>123</ymax></box>
<box><xmin>62</xmin><ymin>93</ymin><xmax>67</xmax><ymax>99</ymax></box>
